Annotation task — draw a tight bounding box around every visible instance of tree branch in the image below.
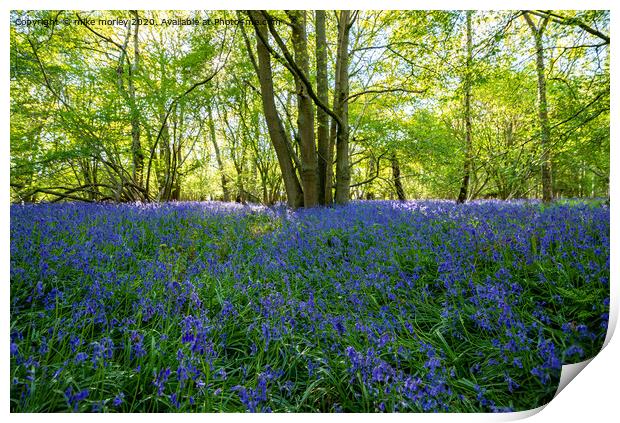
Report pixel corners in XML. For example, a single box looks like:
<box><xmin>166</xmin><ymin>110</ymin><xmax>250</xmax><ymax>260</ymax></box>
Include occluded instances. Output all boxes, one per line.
<box><xmin>144</xmin><ymin>28</ymin><xmax>233</xmax><ymax>195</ymax></box>
<box><xmin>349</xmin><ymin>151</ymin><xmax>387</xmax><ymax>188</ymax></box>
<box><xmin>252</xmin><ymin>10</ymin><xmax>344</xmax><ymax>129</ymax></box>
<box><xmin>526</xmin><ymin>10</ymin><xmax>610</xmax><ymax>44</ymax></box>
<box><xmin>347</xmin><ymin>87</ymin><xmax>427</xmax><ymax>102</ymax></box>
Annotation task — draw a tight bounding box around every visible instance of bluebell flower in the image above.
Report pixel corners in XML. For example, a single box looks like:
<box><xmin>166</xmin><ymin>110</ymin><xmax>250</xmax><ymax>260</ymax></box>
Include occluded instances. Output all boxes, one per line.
<box><xmin>75</xmin><ymin>352</ymin><xmax>88</xmax><ymax>363</ymax></box>
<box><xmin>170</xmin><ymin>392</ymin><xmax>180</xmax><ymax>409</ymax></box>
<box><xmin>113</xmin><ymin>392</ymin><xmax>124</xmax><ymax>407</ymax></box>
<box><xmin>564</xmin><ymin>345</ymin><xmax>585</xmax><ymax>359</ymax></box>
<box><xmin>153</xmin><ymin>368</ymin><xmax>171</xmax><ymax>396</ymax></box>
<box><xmin>65</xmin><ymin>387</ymin><xmax>89</xmax><ymax>412</ymax></box>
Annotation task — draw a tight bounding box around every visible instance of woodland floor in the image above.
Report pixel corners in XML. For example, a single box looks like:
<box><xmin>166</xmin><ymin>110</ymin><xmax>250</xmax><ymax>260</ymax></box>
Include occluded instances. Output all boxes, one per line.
<box><xmin>10</xmin><ymin>199</ymin><xmax>609</xmax><ymax>412</ymax></box>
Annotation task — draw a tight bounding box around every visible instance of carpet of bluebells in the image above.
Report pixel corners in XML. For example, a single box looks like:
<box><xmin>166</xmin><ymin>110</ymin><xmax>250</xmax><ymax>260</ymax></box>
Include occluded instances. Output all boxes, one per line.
<box><xmin>10</xmin><ymin>200</ymin><xmax>609</xmax><ymax>412</ymax></box>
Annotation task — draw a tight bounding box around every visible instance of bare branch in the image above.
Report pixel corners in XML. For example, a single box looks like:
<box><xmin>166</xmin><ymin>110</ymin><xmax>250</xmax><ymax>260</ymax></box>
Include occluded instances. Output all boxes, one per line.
<box><xmin>526</xmin><ymin>10</ymin><xmax>610</xmax><ymax>44</ymax></box>
<box><xmin>252</xmin><ymin>10</ymin><xmax>344</xmax><ymax>129</ymax></box>
<box><xmin>144</xmin><ymin>26</ymin><xmax>235</xmax><ymax>195</ymax></box>
<box><xmin>347</xmin><ymin>87</ymin><xmax>427</xmax><ymax>102</ymax></box>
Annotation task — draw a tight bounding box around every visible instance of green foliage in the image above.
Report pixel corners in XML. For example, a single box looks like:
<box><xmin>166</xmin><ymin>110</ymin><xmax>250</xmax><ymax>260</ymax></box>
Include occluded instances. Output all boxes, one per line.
<box><xmin>10</xmin><ymin>10</ymin><xmax>609</xmax><ymax>203</ymax></box>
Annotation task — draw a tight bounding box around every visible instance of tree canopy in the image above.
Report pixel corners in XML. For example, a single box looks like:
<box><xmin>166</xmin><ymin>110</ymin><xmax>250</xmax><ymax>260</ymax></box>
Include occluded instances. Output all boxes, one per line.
<box><xmin>10</xmin><ymin>10</ymin><xmax>610</xmax><ymax>205</ymax></box>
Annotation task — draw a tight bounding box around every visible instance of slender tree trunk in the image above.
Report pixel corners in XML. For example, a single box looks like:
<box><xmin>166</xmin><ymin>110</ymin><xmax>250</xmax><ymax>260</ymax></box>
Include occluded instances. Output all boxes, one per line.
<box><xmin>535</xmin><ymin>33</ymin><xmax>553</xmax><ymax>202</ymax></box>
<box><xmin>157</xmin><ymin>110</ymin><xmax>171</xmax><ymax>201</ymax></box>
<box><xmin>171</xmin><ymin>182</ymin><xmax>181</xmax><ymax>200</ymax></box>
<box><xmin>326</xmin><ymin>85</ymin><xmax>338</xmax><ymax>204</ymax></box>
<box><xmin>288</xmin><ymin>11</ymin><xmax>319</xmax><ymax>207</ymax></box>
<box><xmin>207</xmin><ymin>103</ymin><xmax>230</xmax><ymax>201</ymax></box>
<box><xmin>91</xmin><ymin>158</ymin><xmax>99</xmax><ymax>200</ymax></box>
<box><xmin>81</xmin><ymin>159</ymin><xmax>97</xmax><ymax>200</ymax></box>
<box><xmin>171</xmin><ymin>114</ymin><xmax>182</xmax><ymax>201</ymax></box>
<box><xmin>166</xmin><ymin>113</ymin><xmax>179</xmax><ymax>201</ymax></box>
<box><xmin>129</xmin><ymin>10</ymin><xmax>144</xmax><ymax>191</ymax></box>
<box><xmin>579</xmin><ymin>160</ymin><xmax>585</xmax><ymax>197</ymax></box>
<box><xmin>391</xmin><ymin>151</ymin><xmax>406</xmax><ymax>200</ymax></box>
<box><xmin>248</xmin><ymin>11</ymin><xmax>303</xmax><ymax>208</ymax></box>
<box><xmin>315</xmin><ymin>10</ymin><xmax>330</xmax><ymax>205</ymax></box>
<box><xmin>524</xmin><ymin>12</ymin><xmax>553</xmax><ymax>202</ymax></box>
<box><xmin>234</xmin><ymin>158</ymin><xmax>245</xmax><ymax>203</ymax></box>
<box><xmin>221</xmin><ymin>105</ymin><xmax>245</xmax><ymax>203</ymax></box>
<box><xmin>334</xmin><ymin>10</ymin><xmax>352</xmax><ymax>205</ymax></box>
<box><xmin>260</xmin><ymin>174</ymin><xmax>268</xmax><ymax>204</ymax></box>
<box><xmin>457</xmin><ymin>10</ymin><xmax>473</xmax><ymax>204</ymax></box>
<box><xmin>253</xmin><ymin>121</ymin><xmax>270</xmax><ymax>204</ymax></box>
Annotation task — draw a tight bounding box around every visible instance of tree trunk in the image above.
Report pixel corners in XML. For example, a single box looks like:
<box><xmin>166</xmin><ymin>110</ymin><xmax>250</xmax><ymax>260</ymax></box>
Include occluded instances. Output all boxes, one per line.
<box><xmin>391</xmin><ymin>151</ymin><xmax>406</xmax><ymax>201</ymax></box>
<box><xmin>207</xmin><ymin>103</ymin><xmax>230</xmax><ymax>201</ymax></box>
<box><xmin>334</xmin><ymin>10</ymin><xmax>352</xmax><ymax>205</ymax></box>
<box><xmin>253</xmin><ymin>120</ymin><xmax>270</xmax><ymax>204</ymax></box>
<box><xmin>171</xmin><ymin>113</ymin><xmax>183</xmax><ymax>201</ymax></box>
<box><xmin>524</xmin><ymin>12</ymin><xmax>553</xmax><ymax>203</ymax></box>
<box><xmin>326</xmin><ymin>64</ymin><xmax>339</xmax><ymax>205</ymax></box>
<box><xmin>157</xmin><ymin>110</ymin><xmax>171</xmax><ymax>201</ymax></box>
<box><xmin>248</xmin><ymin>11</ymin><xmax>304</xmax><ymax>208</ymax></box>
<box><xmin>288</xmin><ymin>11</ymin><xmax>319</xmax><ymax>208</ymax></box>
<box><xmin>315</xmin><ymin>10</ymin><xmax>330</xmax><ymax>205</ymax></box>
<box><xmin>80</xmin><ymin>159</ymin><xmax>98</xmax><ymax>201</ymax></box>
<box><xmin>166</xmin><ymin>112</ymin><xmax>179</xmax><ymax>201</ymax></box>
<box><xmin>129</xmin><ymin>10</ymin><xmax>144</xmax><ymax>191</ymax></box>
<box><xmin>457</xmin><ymin>10</ymin><xmax>473</xmax><ymax>204</ymax></box>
